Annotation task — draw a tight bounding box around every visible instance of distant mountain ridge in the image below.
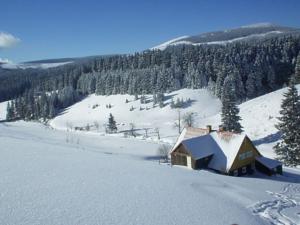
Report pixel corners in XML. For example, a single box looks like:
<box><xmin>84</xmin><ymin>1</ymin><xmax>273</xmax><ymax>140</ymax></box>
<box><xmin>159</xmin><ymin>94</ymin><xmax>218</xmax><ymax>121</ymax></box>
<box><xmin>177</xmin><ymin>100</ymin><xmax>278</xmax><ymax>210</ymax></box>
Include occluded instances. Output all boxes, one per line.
<box><xmin>0</xmin><ymin>55</ymin><xmax>118</xmax><ymax>70</ymax></box>
<box><xmin>152</xmin><ymin>23</ymin><xmax>300</xmax><ymax>50</ymax></box>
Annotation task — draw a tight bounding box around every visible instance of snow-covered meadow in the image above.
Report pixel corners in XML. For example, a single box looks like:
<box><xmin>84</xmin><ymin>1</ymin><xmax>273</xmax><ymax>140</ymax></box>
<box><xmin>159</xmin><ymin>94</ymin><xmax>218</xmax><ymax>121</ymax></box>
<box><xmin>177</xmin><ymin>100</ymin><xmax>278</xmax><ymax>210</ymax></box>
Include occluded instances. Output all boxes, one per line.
<box><xmin>1</xmin><ymin>86</ymin><xmax>300</xmax><ymax>224</ymax></box>
<box><xmin>1</xmin><ymin>121</ymin><xmax>300</xmax><ymax>225</ymax></box>
<box><xmin>50</xmin><ymin>89</ymin><xmax>221</xmax><ymax>144</ymax></box>
<box><xmin>50</xmin><ymin>85</ymin><xmax>300</xmax><ymax>157</ymax></box>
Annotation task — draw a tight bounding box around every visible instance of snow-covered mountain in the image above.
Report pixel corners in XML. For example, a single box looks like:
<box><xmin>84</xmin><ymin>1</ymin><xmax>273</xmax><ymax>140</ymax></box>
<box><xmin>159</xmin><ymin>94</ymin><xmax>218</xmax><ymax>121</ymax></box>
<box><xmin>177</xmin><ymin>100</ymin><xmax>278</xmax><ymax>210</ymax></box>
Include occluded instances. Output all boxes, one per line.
<box><xmin>0</xmin><ymin>57</ymin><xmax>76</xmax><ymax>69</ymax></box>
<box><xmin>0</xmin><ymin>55</ymin><xmax>114</xmax><ymax>70</ymax></box>
<box><xmin>0</xmin><ymin>61</ymin><xmax>73</xmax><ymax>69</ymax></box>
<box><xmin>152</xmin><ymin>23</ymin><xmax>300</xmax><ymax>50</ymax></box>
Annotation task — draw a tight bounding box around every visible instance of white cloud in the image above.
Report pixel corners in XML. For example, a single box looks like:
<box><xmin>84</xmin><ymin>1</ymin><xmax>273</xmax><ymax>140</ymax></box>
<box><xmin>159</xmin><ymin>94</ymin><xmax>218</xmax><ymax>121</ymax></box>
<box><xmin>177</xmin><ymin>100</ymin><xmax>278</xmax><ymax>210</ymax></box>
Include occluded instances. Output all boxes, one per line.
<box><xmin>0</xmin><ymin>32</ymin><xmax>20</xmax><ymax>48</ymax></box>
<box><xmin>0</xmin><ymin>58</ymin><xmax>13</xmax><ymax>64</ymax></box>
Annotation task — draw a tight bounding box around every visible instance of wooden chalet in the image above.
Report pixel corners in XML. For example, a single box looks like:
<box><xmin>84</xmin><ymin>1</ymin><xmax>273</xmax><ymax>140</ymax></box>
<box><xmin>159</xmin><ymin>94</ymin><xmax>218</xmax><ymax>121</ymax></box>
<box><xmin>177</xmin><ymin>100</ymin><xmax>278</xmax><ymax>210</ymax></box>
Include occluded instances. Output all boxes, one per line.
<box><xmin>170</xmin><ymin>126</ymin><xmax>282</xmax><ymax>176</ymax></box>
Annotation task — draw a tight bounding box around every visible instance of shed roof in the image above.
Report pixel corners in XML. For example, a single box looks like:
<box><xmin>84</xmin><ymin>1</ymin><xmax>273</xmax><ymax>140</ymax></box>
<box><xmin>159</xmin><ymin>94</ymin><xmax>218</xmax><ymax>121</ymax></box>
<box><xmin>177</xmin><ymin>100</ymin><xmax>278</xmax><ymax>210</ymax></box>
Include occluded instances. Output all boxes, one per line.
<box><xmin>256</xmin><ymin>156</ymin><xmax>282</xmax><ymax>169</ymax></box>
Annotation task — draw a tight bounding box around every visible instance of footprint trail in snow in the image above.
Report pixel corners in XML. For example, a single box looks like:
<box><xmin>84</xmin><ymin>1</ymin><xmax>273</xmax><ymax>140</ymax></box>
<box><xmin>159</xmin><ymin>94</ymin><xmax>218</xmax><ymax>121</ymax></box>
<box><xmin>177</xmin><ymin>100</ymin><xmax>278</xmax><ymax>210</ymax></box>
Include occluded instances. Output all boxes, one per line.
<box><xmin>252</xmin><ymin>184</ymin><xmax>300</xmax><ymax>225</ymax></box>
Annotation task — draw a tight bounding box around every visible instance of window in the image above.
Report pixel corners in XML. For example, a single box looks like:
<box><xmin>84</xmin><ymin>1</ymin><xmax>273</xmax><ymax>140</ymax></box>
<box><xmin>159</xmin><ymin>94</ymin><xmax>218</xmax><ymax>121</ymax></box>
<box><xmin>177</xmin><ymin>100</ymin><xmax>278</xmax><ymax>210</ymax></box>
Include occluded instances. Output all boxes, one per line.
<box><xmin>242</xmin><ymin>167</ymin><xmax>247</xmax><ymax>174</ymax></box>
<box><xmin>239</xmin><ymin>153</ymin><xmax>245</xmax><ymax>160</ymax></box>
<box><xmin>233</xmin><ymin>170</ymin><xmax>238</xmax><ymax>176</ymax></box>
<box><xmin>246</xmin><ymin>151</ymin><xmax>253</xmax><ymax>158</ymax></box>
<box><xmin>239</xmin><ymin>151</ymin><xmax>253</xmax><ymax>161</ymax></box>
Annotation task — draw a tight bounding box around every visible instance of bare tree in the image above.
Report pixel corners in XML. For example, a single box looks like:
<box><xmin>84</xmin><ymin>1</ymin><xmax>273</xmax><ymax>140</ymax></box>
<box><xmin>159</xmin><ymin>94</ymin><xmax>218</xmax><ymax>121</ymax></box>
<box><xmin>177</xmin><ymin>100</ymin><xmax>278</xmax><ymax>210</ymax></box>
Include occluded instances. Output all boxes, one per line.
<box><xmin>157</xmin><ymin>144</ymin><xmax>171</xmax><ymax>163</ymax></box>
<box><xmin>76</xmin><ymin>137</ymin><xmax>80</xmax><ymax>148</ymax></box>
<box><xmin>94</xmin><ymin>121</ymin><xmax>100</xmax><ymax>131</ymax></box>
<box><xmin>173</xmin><ymin>109</ymin><xmax>182</xmax><ymax>134</ymax></box>
<box><xmin>183</xmin><ymin>112</ymin><xmax>195</xmax><ymax>127</ymax></box>
<box><xmin>144</xmin><ymin>128</ymin><xmax>150</xmax><ymax>138</ymax></box>
<box><xmin>129</xmin><ymin>122</ymin><xmax>136</xmax><ymax>137</ymax></box>
<box><xmin>66</xmin><ymin>121</ymin><xmax>73</xmax><ymax>131</ymax></box>
<box><xmin>155</xmin><ymin>127</ymin><xmax>160</xmax><ymax>140</ymax></box>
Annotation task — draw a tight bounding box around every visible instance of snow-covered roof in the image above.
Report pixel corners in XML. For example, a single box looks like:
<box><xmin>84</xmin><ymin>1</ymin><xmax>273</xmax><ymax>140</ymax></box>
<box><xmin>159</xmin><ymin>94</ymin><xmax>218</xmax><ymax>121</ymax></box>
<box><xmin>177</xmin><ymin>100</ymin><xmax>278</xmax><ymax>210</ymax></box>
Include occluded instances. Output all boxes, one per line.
<box><xmin>171</xmin><ymin>128</ymin><xmax>188</xmax><ymax>152</ymax></box>
<box><xmin>256</xmin><ymin>156</ymin><xmax>282</xmax><ymax>169</ymax></box>
<box><xmin>181</xmin><ymin>135</ymin><xmax>217</xmax><ymax>160</ymax></box>
<box><xmin>172</xmin><ymin>129</ymin><xmax>248</xmax><ymax>172</ymax></box>
<box><xmin>209</xmin><ymin>132</ymin><xmax>246</xmax><ymax>171</ymax></box>
<box><xmin>171</xmin><ymin>127</ymin><xmax>209</xmax><ymax>152</ymax></box>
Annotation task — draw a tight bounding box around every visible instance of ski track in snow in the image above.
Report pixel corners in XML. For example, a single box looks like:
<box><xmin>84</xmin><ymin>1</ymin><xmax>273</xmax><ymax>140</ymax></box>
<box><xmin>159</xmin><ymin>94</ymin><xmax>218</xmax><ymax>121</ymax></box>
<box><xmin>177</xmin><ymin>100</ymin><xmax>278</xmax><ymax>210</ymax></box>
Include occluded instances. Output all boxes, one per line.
<box><xmin>252</xmin><ymin>184</ymin><xmax>300</xmax><ymax>225</ymax></box>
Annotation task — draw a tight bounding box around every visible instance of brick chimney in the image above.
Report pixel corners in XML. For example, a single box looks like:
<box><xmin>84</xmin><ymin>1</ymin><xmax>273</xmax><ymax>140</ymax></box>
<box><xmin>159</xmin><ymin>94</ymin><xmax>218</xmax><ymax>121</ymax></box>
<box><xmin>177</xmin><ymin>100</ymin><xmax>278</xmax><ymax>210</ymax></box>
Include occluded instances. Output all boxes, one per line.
<box><xmin>206</xmin><ymin>125</ymin><xmax>212</xmax><ymax>133</ymax></box>
<box><xmin>218</xmin><ymin>125</ymin><xmax>224</xmax><ymax>132</ymax></box>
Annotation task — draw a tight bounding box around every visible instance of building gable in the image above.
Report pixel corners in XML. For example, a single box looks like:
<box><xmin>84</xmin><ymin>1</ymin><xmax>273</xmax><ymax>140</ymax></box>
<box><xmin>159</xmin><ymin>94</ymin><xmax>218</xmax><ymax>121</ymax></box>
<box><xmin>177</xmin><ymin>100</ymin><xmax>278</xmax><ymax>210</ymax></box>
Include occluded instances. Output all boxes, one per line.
<box><xmin>208</xmin><ymin>132</ymin><xmax>246</xmax><ymax>172</ymax></box>
<box><xmin>172</xmin><ymin>143</ymin><xmax>190</xmax><ymax>155</ymax></box>
<box><xmin>229</xmin><ymin>136</ymin><xmax>261</xmax><ymax>172</ymax></box>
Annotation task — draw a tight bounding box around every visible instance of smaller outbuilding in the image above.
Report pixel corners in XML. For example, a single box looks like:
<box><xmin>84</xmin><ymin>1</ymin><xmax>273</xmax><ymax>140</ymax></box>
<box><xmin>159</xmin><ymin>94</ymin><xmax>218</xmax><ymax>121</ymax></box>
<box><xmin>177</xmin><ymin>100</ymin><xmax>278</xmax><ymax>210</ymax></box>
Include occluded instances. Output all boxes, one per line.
<box><xmin>255</xmin><ymin>156</ymin><xmax>283</xmax><ymax>176</ymax></box>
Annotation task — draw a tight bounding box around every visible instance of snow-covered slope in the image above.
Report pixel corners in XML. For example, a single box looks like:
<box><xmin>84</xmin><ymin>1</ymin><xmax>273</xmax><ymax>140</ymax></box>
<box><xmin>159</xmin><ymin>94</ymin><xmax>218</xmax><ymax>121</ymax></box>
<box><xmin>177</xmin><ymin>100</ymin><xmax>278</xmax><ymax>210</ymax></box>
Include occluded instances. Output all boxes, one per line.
<box><xmin>0</xmin><ymin>61</ymin><xmax>73</xmax><ymax>69</ymax></box>
<box><xmin>198</xmin><ymin>85</ymin><xmax>300</xmax><ymax>158</ymax></box>
<box><xmin>50</xmin><ymin>89</ymin><xmax>221</xmax><ymax>143</ymax></box>
<box><xmin>203</xmin><ymin>85</ymin><xmax>299</xmax><ymax>138</ymax></box>
<box><xmin>1</xmin><ymin>85</ymin><xmax>299</xmax><ymax>156</ymax></box>
<box><xmin>1</xmin><ymin>121</ymin><xmax>300</xmax><ymax>225</ymax></box>
<box><xmin>0</xmin><ymin>101</ymin><xmax>7</xmax><ymax>120</ymax></box>
<box><xmin>1</xmin><ymin>85</ymin><xmax>300</xmax><ymax>224</ymax></box>
<box><xmin>150</xmin><ymin>35</ymin><xmax>189</xmax><ymax>50</ymax></box>
<box><xmin>48</xmin><ymin>85</ymin><xmax>300</xmax><ymax>157</ymax></box>
<box><xmin>152</xmin><ymin>23</ymin><xmax>300</xmax><ymax>50</ymax></box>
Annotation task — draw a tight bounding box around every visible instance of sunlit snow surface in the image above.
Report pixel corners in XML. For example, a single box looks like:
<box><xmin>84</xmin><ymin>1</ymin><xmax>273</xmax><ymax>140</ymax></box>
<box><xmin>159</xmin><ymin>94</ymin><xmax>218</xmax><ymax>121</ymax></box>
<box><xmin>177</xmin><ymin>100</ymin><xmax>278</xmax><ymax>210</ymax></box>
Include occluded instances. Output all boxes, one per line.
<box><xmin>0</xmin><ymin>121</ymin><xmax>300</xmax><ymax>225</ymax></box>
<box><xmin>1</xmin><ymin>86</ymin><xmax>300</xmax><ymax>224</ymax></box>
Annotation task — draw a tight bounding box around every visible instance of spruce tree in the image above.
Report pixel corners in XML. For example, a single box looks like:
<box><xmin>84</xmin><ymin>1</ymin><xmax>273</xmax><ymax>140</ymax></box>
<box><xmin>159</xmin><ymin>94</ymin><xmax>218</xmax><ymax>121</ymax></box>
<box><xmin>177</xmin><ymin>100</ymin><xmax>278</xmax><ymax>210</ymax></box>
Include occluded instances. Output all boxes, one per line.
<box><xmin>221</xmin><ymin>76</ymin><xmax>243</xmax><ymax>133</ymax></box>
<box><xmin>295</xmin><ymin>53</ymin><xmax>300</xmax><ymax>84</ymax></box>
<box><xmin>274</xmin><ymin>77</ymin><xmax>300</xmax><ymax>166</ymax></box>
<box><xmin>107</xmin><ymin>113</ymin><xmax>117</xmax><ymax>133</ymax></box>
<box><xmin>6</xmin><ymin>101</ymin><xmax>14</xmax><ymax>120</ymax></box>
<box><xmin>170</xmin><ymin>98</ymin><xmax>175</xmax><ymax>109</ymax></box>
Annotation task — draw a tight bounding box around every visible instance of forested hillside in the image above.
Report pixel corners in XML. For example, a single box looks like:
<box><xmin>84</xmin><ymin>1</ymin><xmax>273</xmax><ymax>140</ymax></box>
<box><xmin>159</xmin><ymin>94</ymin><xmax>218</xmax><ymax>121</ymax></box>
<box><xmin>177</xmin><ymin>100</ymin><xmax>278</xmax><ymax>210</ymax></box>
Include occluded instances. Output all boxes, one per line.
<box><xmin>2</xmin><ymin>34</ymin><xmax>300</xmax><ymax>121</ymax></box>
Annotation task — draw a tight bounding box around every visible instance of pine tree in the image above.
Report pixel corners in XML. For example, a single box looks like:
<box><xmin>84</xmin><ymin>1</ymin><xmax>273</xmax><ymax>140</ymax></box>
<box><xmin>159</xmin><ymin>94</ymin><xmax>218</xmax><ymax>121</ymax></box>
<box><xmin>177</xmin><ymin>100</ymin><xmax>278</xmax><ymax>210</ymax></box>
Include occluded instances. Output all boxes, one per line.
<box><xmin>140</xmin><ymin>94</ymin><xmax>146</xmax><ymax>104</ymax></box>
<box><xmin>295</xmin><ymin>53</ymin><xmax>300</xmax><ymax>84</ymax></box>
<box><xmin>134</xmin><ymin>94</ymin><xmax>139</xmax><ymax>100</ymax></box>
<box><xmin>221</xmin><ymin>76</ymin><xmax>243</xmax><ymax>133</ymax></box>
<box><xmin>6</xmin><ymin>101</ymin><xmax>14</xmax><ymax>120</ymax></box>
<box><xmin>274</xmin><ymin>77</ymin><xmax>300</xmax><ymax>166</ymax></box>
<box><xmin>107</xmin><ymin>113</ymin><xmax>117</xmax><ymax>133</ymax></box>
<box><xmin>170</xmin><ymin>98</ymin><xmax>175</xmax><ymax>109</ymax></box>
<box><xmin>152</xmin><ymin>91</ymin><xmax>157</xmax><ymax>107</ymax></box>
<box><xmin>157</xmin><ymin>92</ymin><xmax>164</xmax><ymax>108</ymax></box>
<box><xmin>246</xmin><ymin>72</ymin><xmax>257</xmax><ymax>99</ymax></box>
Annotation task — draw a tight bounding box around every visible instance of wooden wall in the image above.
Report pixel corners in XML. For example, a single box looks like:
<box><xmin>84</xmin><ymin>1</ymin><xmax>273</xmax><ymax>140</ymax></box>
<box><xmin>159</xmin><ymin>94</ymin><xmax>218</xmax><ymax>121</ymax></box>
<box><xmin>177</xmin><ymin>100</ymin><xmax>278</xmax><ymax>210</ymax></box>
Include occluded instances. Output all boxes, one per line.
<box><xmin>230</xmin><ymin>136</ymin><xmax>261</xmax><ymax>172</ymax></box>
<box><xmin>171</xmin><ymin>144</ymin><xmax>189</xmax><ymax>167</ymax></box>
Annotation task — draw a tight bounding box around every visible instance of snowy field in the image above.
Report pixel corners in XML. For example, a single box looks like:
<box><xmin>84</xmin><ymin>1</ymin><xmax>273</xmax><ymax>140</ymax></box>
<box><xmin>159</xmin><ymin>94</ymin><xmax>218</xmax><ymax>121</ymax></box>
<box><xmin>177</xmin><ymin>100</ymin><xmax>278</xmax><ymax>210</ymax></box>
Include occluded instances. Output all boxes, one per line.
<box><xmin>1</xmin><ymin>121</ymin><xmax>300</xmax><ymax>225</ymax></box>
<box><xmin>1</xmin><ymin>86</ymin><xmax>300</xmax><ymax>224</ymax></box>
<box><xmin>49</xmin><ymin>85</ymin><xmax>300</xmax><ymax>158</ymax></box>
<box><xmin>50</xmin><ymin>89</ymin><xmax>221</xmax><ymax>144</ymax></box>
<box><xmin>0</xmin><ymin>100</ymin><xmax>8</xmax><ymax>121</ymax></box>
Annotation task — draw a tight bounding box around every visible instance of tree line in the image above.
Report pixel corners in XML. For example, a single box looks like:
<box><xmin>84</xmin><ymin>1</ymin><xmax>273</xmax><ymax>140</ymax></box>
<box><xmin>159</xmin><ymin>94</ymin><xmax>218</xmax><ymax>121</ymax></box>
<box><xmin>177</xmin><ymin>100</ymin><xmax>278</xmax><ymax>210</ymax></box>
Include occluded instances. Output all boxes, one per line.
<box><xmin>2</xmin><ymin>35</ymin><xmax>300</xmax><ymax>121</ymax></box>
